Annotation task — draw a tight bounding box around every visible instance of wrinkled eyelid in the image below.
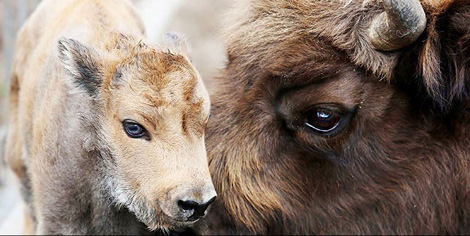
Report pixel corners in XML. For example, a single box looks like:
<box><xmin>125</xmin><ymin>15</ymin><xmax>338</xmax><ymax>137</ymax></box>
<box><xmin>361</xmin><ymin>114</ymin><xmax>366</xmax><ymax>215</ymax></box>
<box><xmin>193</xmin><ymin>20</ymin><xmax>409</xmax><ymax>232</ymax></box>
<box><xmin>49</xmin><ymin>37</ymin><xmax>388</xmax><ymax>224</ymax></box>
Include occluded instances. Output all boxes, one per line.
<box><xmin>299</xmin><ymin>103</ymin><xmax>346</xmax><ymax>115</ymax></box>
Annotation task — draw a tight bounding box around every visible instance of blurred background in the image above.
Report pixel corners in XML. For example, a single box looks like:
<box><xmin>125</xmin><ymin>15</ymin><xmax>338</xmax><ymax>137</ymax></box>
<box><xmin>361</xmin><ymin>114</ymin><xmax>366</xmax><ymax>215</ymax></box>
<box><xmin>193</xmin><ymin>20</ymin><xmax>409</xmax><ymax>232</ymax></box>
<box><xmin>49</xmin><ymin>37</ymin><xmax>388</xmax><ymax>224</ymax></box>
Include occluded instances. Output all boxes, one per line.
<box><xmin>0</xmin><ymin>0</ymin><xmax>231</xmax><ymax>234</ymax></box>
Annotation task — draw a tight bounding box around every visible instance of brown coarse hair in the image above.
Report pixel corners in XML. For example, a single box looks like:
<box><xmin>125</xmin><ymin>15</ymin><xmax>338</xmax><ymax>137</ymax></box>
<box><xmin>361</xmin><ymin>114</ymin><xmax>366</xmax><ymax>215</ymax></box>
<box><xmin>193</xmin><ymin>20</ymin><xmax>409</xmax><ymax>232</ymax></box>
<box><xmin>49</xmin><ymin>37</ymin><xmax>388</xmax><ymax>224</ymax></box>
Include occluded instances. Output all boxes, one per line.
<box><xmin>197</xmin><ymin>0</ymin><xmax>470</xmax><ymax>234</ymax></box>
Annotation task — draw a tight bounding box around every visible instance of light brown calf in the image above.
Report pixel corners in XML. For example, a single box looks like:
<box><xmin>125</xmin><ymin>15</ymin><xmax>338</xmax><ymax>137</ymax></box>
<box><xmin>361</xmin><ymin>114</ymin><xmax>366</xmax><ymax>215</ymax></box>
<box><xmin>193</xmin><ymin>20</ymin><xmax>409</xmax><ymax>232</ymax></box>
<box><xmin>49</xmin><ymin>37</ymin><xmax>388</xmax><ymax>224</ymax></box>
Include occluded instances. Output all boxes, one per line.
<box><xmin>5</xmin><ymin>0</ymin><xmax>215</xmax><ymax>234</ymax></box>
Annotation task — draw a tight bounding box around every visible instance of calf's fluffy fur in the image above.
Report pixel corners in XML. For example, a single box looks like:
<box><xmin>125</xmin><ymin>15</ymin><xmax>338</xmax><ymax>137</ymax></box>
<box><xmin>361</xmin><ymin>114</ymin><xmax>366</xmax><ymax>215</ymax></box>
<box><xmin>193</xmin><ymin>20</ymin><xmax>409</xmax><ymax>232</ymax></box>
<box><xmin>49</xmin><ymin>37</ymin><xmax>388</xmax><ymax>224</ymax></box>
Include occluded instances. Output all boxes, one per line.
<box><xmin>5</xmin><ymin>0</ymin><xmax>215</xmax><ymax>234</ymax></box>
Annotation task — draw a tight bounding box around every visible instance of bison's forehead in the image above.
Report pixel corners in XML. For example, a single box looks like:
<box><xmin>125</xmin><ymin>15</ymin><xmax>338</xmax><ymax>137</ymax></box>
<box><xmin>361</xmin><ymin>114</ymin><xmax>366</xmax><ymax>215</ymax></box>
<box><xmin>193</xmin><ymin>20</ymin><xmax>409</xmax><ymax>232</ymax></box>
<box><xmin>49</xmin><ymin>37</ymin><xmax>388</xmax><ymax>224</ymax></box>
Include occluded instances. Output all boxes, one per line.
<box><xmin>105</xmin><ymin>48</ymin><xmax>208</xmax><ymax>127</ymax></box>
<box><xmin>226</xmin><ymin>0</ymin><xmax>454</xmax><ymax>74</ymax></box>
<box><xmin>136</xmin><ymin>51</ymin><xmax>197</xmax><ymax>89</ymax></box>
<box><xmin>112</xmin><ymin>49</ymin><xmax>198</xmax><ymax>97</ymax></box>
<box><xmin>226</xmin><ymin>0</ymin><xmax>468</xmax><ymax>111</ymax></box>
<box><xmin>225</xmin><ymin>0</ymin><xmax>395</xmax><ymax>78</ymax></box>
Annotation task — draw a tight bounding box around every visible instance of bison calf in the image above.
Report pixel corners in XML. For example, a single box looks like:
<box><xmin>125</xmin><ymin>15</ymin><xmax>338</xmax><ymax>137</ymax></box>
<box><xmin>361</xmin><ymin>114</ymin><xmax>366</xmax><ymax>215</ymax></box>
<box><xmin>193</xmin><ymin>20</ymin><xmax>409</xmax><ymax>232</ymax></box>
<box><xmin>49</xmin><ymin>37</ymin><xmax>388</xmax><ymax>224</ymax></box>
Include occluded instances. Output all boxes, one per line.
<box><xmin>5</xmin><ymin>0</ymin><xmax>215</xmax><ymax>234</ymax></box>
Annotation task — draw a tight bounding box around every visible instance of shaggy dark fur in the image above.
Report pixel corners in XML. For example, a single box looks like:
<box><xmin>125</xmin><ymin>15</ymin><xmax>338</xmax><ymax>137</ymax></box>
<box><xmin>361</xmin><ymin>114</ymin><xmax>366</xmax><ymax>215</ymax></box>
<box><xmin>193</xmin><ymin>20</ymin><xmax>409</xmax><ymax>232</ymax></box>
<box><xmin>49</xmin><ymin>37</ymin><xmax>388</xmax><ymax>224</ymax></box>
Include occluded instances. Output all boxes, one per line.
<box><xmin>196</xmin><ymin>0</ymin><xmax>470</xmax><ymax>234</ymax></box>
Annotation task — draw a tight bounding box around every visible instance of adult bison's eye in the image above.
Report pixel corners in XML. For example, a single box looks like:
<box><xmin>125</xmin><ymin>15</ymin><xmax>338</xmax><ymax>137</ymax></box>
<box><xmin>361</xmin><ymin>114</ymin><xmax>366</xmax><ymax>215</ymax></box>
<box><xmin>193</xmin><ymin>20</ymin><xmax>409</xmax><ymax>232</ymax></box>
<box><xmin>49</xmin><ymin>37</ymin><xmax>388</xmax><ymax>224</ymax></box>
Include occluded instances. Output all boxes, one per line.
<box><xmin>302</xmin><ymin>105</ymin><xmax>354</xmax><ymax>136</ymax></box>
<box><xmin>306</xmin><ymin>107</ymin><xmax>341</xmax><ymax>133</ymax></box>
<box><xmin>123</xmin><ymin>120</ymin><xmax>148</xmax><ymax>139</ymax></box>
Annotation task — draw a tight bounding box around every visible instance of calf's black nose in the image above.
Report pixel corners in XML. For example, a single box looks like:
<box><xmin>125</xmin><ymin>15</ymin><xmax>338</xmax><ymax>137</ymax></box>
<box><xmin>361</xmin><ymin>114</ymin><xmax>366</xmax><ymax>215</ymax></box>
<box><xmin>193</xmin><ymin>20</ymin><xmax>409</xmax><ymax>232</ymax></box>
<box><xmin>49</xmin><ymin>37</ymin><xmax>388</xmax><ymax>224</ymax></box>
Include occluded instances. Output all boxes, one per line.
<box><xmin>178</xmin><ymin>196</ymin><xmax>216</xmax><ymax>221</ymax></box>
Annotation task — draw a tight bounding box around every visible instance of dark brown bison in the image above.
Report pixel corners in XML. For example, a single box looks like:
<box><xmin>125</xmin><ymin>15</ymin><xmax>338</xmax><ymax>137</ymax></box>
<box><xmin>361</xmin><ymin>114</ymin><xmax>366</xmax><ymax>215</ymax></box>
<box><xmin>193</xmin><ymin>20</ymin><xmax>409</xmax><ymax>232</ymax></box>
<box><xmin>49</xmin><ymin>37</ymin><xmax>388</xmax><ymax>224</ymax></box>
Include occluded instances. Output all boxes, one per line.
<box><xmin>197</xmin><ymin>0</ymin><xmax>470</xmax><ymax>234</ymax></box>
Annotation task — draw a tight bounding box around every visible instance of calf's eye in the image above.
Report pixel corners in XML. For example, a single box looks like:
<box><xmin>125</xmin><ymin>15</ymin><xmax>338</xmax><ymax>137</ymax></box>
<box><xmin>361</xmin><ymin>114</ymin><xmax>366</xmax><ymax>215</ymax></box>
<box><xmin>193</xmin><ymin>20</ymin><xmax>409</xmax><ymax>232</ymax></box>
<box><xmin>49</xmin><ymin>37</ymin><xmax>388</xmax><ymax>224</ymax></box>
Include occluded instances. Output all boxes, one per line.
<box><xmin>122</xmin><ymin>120</ymin><xmax>148</xmax><ymax>139</ymax></box>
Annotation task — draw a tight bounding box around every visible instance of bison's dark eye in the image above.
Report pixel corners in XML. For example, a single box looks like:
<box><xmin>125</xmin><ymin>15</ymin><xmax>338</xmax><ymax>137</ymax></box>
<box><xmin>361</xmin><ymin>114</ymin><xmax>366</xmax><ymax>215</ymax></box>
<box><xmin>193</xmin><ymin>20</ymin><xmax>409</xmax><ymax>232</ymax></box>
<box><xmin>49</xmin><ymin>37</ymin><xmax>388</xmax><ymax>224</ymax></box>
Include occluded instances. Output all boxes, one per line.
<box><xmin>123</xmin><ymin>120</ymin><xmax>148</xmax><ymax>139</ymax></box>
<box><xmin>306</xmin><ymin>108</ymin><xmax>341</xmax><ymax>133</ymax></box>
<box><xmin>301</xmin><ymin>104</ymin><xmax>354</xmax><ymax>136</ymax></box>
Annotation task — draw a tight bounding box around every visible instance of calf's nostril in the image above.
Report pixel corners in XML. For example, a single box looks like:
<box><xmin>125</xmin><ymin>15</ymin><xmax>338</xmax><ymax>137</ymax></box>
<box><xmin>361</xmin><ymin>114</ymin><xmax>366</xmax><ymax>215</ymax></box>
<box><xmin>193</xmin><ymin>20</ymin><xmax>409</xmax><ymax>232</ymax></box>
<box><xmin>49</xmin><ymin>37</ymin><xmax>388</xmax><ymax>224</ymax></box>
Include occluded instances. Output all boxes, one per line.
<box><xmin>177</xmin><ymin>196</ymin><xmax>217</xmax><ymax>221</ymax></box>
<box><xmin>178</xmin><ymin>200</ymin><xmax>199</xmax><ymax>211</ymax></box>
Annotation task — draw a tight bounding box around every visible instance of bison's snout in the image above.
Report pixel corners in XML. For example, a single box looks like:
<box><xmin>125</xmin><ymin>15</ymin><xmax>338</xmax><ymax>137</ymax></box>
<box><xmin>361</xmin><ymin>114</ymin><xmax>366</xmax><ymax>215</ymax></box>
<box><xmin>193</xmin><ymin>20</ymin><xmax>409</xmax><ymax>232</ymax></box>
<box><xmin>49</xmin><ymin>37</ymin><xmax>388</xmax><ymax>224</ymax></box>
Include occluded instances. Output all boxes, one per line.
<box><xmin>166</xmin><ymin>185</ymin><xmax>217</xmax><ymax>223</ymax></box>
<box><xmin>178</xmin><ymin>196</ymin><xmax>216</xmax><ymax>221</ymax></box>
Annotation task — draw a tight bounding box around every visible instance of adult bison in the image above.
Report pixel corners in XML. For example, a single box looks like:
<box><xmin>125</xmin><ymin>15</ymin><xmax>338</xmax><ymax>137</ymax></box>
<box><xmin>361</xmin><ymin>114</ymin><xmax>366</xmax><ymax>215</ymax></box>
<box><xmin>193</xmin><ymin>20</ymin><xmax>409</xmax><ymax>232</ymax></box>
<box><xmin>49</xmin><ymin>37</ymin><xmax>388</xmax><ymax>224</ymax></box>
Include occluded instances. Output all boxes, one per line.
<box><xmin>198</xmin><ymin>0</ymin><xmax>470</xmax><ymax>234</ymax></box>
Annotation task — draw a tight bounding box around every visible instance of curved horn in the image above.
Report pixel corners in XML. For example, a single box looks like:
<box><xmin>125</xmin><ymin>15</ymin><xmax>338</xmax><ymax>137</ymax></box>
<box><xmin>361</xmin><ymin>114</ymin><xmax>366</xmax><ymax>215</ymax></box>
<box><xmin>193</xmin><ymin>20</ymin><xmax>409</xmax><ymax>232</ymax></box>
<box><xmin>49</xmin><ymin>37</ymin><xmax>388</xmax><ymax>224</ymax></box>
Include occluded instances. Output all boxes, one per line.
<box><xmin>368</xmin><ymin>0</ymin><xmax>426</xmax><ymax>51</ymax></box>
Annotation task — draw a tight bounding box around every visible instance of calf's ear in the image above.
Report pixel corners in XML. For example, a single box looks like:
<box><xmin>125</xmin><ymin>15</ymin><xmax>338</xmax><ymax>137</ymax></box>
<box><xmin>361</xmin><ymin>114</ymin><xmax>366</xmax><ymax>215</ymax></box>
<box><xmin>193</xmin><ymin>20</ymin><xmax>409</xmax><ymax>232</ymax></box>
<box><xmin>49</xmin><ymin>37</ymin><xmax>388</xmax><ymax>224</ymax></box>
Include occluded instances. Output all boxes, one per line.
<box><xmin>58</xmin><ymin>38</ymin><xmax>102</xmax><ymax>97</ymax></box>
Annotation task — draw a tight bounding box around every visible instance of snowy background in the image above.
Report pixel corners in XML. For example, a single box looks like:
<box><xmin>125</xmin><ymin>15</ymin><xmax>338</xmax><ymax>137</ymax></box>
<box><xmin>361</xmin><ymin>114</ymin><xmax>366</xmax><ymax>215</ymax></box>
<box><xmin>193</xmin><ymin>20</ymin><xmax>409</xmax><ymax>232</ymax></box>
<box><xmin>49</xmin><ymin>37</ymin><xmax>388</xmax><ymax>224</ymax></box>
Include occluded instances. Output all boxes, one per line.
<box><xmin>0</xmin><ymin>0</ymin><xmax>231</xmax><ymax>234</ymax></box>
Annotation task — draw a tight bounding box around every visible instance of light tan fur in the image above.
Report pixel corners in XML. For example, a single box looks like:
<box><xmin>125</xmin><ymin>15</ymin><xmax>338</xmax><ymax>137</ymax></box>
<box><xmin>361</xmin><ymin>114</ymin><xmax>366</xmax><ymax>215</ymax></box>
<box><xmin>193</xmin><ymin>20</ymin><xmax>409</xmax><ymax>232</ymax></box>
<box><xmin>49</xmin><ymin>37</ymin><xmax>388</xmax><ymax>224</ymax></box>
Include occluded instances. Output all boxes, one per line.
<box><xmin>5</xmin><ymin>0</ymin><xmax>215</xmax><ymax>234</ymax></box>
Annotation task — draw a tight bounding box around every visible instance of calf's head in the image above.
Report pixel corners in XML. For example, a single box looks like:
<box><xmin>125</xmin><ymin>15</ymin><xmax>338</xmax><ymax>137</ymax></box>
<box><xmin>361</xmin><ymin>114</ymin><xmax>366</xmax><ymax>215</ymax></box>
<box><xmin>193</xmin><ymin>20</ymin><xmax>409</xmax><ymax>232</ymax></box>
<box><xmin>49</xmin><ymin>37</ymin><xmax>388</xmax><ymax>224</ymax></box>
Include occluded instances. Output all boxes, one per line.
<box><xmin>58</xmin><ymin>34</ymin><xmax>216</xmax><ymax>231</ymax></box>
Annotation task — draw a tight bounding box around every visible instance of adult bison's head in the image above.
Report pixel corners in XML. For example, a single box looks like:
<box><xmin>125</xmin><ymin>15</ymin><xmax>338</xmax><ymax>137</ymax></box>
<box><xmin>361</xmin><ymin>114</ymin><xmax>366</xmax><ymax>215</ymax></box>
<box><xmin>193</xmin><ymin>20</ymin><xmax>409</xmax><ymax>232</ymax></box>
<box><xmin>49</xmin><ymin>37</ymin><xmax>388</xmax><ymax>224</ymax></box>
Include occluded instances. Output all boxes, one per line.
<box><xmin>202</xmin><ymin>0</ymin><xmax>470</xmax><ymax>234</ymax></box>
